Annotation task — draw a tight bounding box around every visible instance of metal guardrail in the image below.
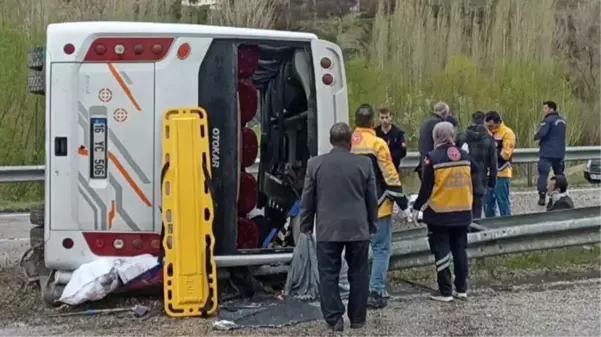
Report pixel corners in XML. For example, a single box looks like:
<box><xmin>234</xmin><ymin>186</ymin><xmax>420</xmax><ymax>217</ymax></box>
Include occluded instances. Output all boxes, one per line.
<box><xmin>389</xmin><ymin>213</ymin><xmax>601</xmax><ymax>270</ymax></box>
<box><xmin>216</xmin><ymin>207</ymin><xmax>601</xmax><ymax>268</ymax></box>
<box><xmin>1</xmin><ymin>146</ymin><xmax>599</xmax><ymax>183</ymax></box>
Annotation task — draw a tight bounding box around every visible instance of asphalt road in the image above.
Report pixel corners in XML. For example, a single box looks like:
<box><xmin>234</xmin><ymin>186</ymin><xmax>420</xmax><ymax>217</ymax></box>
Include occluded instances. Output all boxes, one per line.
<box><xmin>0</xmin><ymin>187</ymin><xmax>599</xmax><ymax>336</ymax></box>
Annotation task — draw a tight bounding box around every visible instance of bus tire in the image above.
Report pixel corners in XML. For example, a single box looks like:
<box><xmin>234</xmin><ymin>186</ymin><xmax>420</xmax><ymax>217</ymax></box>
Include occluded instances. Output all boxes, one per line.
<box><xmin>30</xmin><ymin>203</ymin><xmax>44</xmax><ymax>226</ymax></box>
<box><xmin>28</xmin><ymin>69</ymin><xmax>45</xmax><ymax>95</ymax></box>
<box><xmin>30</xmin><ymin>226</ymin><xmax>44</xmax><ymax>249</ymax></box>
<box><xmin>28</xmin><ymin>46</ymin><xmax>45</xmax><ymax>70</ymax></box>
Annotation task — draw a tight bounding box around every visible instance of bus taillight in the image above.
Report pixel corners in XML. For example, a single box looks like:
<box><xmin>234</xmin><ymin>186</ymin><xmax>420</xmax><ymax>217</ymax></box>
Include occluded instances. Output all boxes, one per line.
<box><xmin>83</xmin><ymin>37</ymin><xmax>174</xmax><ymax>62</ymax></box>
<box><xmin>63</xmin><ymin>43</ymin><xmax>75</xmax><ymax>55</ymax></box>
<box><xmin>82</xmin><ymin>232</ymin><xmax>160</xmax><ymax>256</ymax></box>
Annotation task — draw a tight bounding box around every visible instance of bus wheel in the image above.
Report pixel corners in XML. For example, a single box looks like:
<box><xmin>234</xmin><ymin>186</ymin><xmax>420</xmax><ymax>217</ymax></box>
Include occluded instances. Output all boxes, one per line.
<box><xmin>27</xmin><ymin>46</ymin><xmax>45</xmax><ymax>70</ymax></box>
<box><xmin>39</xmin><ymin>270</ymin><xmax>63</xmax><ymax>307</ymax></box>
<box><xmin>28</xmin><ymin>69</ymin><xmax>45</xmax><ymax>95</ymax></box>
<box><xmin>30</xmin><ymin>226</ymin><xmax>44</xmax><ymax>249</ymax></box>
<box><xmin>30</xmin><ymin>203</ymin><xmax>44</xmax><ymax>226</ymax></box>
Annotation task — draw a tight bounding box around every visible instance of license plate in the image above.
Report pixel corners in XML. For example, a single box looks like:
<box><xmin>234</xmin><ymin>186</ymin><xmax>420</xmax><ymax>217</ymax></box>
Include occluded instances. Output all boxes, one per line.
<box><xmin>90</xmin><ymin>118</ymin><xmax>108</xmax><ymax>179</ymax></box>
<box><xmin>590</xmin><ymin>174</ymin><xmax>600</xmax><ymax>180</ymax></box>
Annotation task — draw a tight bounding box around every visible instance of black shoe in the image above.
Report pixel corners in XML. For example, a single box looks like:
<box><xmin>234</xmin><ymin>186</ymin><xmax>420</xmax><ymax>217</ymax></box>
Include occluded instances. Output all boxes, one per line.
<box><xmin>350</xmin><ymin>322</ymin><xmax>365</xmax><ymax>329</ymax></box>
<box><xmin>538</xmin><ymin>193</ymin><xmax>546</xmax><ymax>206</ymax></box>
<box><xmin>328</xmin><ymin>318</ymin><xmax>344</xmax><ymax>332</ymax></box>
<box><xmin>367</xmin><ymin>291</ymin><xmax>387</xmax><ymax>309</ymax></box>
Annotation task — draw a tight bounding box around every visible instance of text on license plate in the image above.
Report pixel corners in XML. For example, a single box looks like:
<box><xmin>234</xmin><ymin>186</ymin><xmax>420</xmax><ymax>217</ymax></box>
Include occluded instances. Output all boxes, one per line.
<box><xmin>590</xmin><ymin>174</ymin><xmax>600</xmax><ymax>180</ymax></box>
<box><xmin>90</xmin><ymin>118</ymin><xmax>108</xmax><ymax>179</ymax></box>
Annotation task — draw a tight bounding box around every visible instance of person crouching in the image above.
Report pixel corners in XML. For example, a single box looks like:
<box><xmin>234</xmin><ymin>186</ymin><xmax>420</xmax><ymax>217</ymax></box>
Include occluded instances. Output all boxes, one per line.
<box><xmin>546</xmin><ymin>175</ymin><xmax>574</xmax><ymax>211</ymax></box>
<box><xmin>411</xmin><ymin>122</ymin><xmax>473</xmax><ymax>302</ymax></box>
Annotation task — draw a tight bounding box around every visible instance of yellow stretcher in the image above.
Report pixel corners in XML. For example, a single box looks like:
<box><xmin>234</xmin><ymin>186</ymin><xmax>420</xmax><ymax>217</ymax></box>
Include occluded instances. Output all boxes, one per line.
<box><xmin>161</xmin><ymin>107</ymin><xmax>218</xmax><ymax>317</ymax></box>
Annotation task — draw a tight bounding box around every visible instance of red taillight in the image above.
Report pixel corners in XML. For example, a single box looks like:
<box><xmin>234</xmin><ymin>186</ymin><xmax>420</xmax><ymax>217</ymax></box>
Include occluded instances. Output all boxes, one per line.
<box><xmin>322</xmin><ymin>74</ymin><xmax>334</xmax><ymax>85</ymax></box>
<box><xmin>95</xmin><ymin>44</ymin><xmax>106</xmax><ymax>55</ymax></box>
<box><xmin>151</xmin><ymin>44</ymin><xmax>163</xmax><ymax>55</ymax></box>
<box><xmin>320</xmin><ymin>57</ymin><xmax>332</xmax><ymax>69</ymax></box>
<box><xmin>133</xmin><ymin>44</ymin><xmax>144</xmax><ymax>55</ymax></box>
<box><xmin>177</xmin><ymin>43</ymin><xmax>190</xmax><ymax>60</ymax></box>
<box><xmin>82</xmin><ymin>232</ymin><xmax>160</xmax><ymax>256</ymax></box>
<box><xmin>63</xmin><ymin>43</ymin><xmax>75</xmax><ymax>55</ymax></box>
<box><xmin>83</xmin><ymin>38</ymin><xmax>174</xmax><ymax>62</ymax></box>
<box><xmin>62</xmin><ymin>238</ymin><xmax>74</xmax><ymax>249</ymax></box>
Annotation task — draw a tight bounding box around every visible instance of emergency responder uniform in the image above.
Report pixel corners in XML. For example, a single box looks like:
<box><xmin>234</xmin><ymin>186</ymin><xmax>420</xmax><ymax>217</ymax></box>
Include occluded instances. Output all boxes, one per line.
<box><xmin>351</xmin><ymin>127</ymin><xmax>408</xmax><ymax>308</ymax></box>
<box><xmin>535</xmin><ymin>111</ymin><xmax>566</xmax><ymax>205</ymax></box>
<box><xmin>484</xmin><ymin>122</ymin><xmax>515</xmax><ymax>217</ymax></box>
<box><xmin>412</xmin><ymin>144</ymin><xmax>473</xmax><ymax>302</ymax></box>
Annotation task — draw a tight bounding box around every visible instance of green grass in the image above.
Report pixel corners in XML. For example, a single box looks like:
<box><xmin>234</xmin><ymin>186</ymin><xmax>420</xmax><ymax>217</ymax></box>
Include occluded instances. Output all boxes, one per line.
<box><xmin>0</xmin><ymin>200</ymin><xmax>41</xmax><ymax>212</ymax></box>
<box><xmin>390</xmin><ymin>245</ymin><xmax>601</xmax><ymax>284</ymax></box>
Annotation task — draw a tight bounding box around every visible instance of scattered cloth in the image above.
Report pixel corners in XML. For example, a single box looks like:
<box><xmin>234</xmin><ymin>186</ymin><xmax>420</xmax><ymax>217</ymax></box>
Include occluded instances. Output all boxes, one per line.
<box><xmin>59</xmin><ymin>254</ymin><xmax>159</xmax><ymax>306</ymax></box>
<box><xmin>213</xmin><ymin>297</ymin><xmax>321</xmax><ymax>330</ymax></box>
<box><xmin>284</xmin><ymin>233</ymin><xmax>320</xmax><ymax>301</ymax></box>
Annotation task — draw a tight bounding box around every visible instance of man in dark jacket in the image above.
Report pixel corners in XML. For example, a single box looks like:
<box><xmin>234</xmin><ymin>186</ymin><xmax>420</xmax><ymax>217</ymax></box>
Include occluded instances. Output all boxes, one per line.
<box><xmin>535</xmin><ymin>100</ymin><xmax>567</xmax><ymax>206</ymax></box>
<box><xmin>546</xmin><ymin>175</ymin><xmax>574</xmax><ymax>211</ymax></box>
<box><xmin>299</xmin><ymin>122</ymin><xmax>378</xmax><ymax>332</ymax></box>
<box><xmin>375</xmin><ymin>107</ymin><xmax>407</xmax><ymax>171</ymax></box>
<box><xmin>455</xmin><ymin>111</ymin><xmax>498</xmax><ymax>219</ymax></box>
<box><xmin>416</xmin><ymin>102</ymin><xmax>450</xmax><ymax>180</ymax></box>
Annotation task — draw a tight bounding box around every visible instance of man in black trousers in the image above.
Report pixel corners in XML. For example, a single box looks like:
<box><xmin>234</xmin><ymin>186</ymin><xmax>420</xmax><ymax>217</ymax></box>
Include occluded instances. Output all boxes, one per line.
<box><xmin>456</xmin><ymin>111</ymin><xmax>498</xmax><ymax>219</ymax></box>
<box><xmin>299</xmin><ymin>122</ymin><xmax>378</xmax><ymax>332</ymax></box>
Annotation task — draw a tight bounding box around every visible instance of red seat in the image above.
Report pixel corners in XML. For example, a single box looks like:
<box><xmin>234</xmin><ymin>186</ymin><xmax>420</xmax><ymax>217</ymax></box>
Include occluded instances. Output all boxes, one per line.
<box><xmin>237</xmin><ymin>217</ymin><xmax>259</xmax><ymax>249</ymax></box>
<box><xmin>238</xmin><ymin>172</ymin><xmax>258</xmax><ymax>214</ymax></box>
<box><xmin>239</xmin><ymin>81</ymin><xmax>258</xmax><ymax>125</ymax></box>
<box><xmin>238</xmin><ymin>45</ymin><xmax>259</xmax><ymax>78</ymax></box>
<box><xmin>241</xmin><ymin>127</ymin><xmax>259</xmax><ymax>168</ymax></box>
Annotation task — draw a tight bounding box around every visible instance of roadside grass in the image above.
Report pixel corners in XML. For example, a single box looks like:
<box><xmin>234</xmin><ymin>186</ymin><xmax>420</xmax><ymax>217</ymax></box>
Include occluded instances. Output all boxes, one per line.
<box><xmin>390</xmin><ymin>245</ymin><xmax>601</xmax><ymax>286</ymax></box>
<box><xmin>0</xmin><ymin>200</ymin><xmax>41</xmax><ymax>212</ymax></box>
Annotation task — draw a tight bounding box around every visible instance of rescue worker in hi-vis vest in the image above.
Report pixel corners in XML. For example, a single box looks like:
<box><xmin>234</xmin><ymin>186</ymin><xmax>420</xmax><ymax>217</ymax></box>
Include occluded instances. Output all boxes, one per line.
<box><xmin>484</xmin><ymin>111</ymin><xmax>516</xmax><ymax>217</ymax></box>
<box><xmin>411</xmin><ymin>122</ymin><xmax>474</xmax><ymax>302</ymax></box>
<box><xmin>351</xmin><ymin>104</ymin><xmax>409</xmax><ymax>309</ymax></box>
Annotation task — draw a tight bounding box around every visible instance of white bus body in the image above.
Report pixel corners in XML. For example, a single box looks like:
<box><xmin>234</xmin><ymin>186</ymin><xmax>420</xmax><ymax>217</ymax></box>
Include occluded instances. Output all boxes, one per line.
<box><xmin>43</xmin><ymin>21</ymin><xmax>348</xmax><ymax>272</ymax></box>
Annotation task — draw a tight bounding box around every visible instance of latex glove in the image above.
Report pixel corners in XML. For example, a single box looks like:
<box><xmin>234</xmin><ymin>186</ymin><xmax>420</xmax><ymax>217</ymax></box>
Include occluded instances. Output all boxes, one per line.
<box><xmin>410</xmin><ymin>208</ymin><xmax>420</xmax><ymax>225</ymax></box>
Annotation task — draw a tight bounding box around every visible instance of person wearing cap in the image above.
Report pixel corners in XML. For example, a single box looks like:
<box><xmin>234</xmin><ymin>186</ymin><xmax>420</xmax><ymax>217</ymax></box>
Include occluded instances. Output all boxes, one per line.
<box><xmin>411</xmin><ymin>121</ymin><xmax>474</xmax><ymax>302</ymax></box>
<box><xmin>416</xmin><ymin>102</ymin><xmax>456</xmax><ymax>181</ymax></box>
<box><xmin>546</xmin><ymin>175</ymin><xmax>574</xmax><ymax>211</ymax></box>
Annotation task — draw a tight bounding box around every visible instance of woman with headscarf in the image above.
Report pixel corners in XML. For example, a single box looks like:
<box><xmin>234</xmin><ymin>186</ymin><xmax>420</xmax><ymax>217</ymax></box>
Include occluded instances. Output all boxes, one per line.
<box><xmin>411</xmin><ymin>121</ymin><xmax>474</xmax><ymax>303</ymax></box>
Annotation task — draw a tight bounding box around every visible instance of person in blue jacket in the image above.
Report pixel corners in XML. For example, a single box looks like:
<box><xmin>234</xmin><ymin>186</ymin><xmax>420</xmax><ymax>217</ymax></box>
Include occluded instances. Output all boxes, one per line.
<box><xmin>534</xmin><ymin>101</ymin><xmax>566</xmax><ymax>206</ymax></box>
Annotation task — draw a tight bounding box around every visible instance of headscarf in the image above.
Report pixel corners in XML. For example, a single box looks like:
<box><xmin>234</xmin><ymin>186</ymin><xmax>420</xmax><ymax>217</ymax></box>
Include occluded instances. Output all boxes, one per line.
<box><xmin>432</xmin><ymin>121</ymin><xmax>456</xmax><ymax>148</ymax></box>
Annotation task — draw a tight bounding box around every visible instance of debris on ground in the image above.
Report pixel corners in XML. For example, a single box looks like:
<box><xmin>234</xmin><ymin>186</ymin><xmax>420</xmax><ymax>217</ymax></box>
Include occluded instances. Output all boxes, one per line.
<box><xmin>59</xmin><ymin>254</ymin><xmax>159</xmax><ymax>306</ymax></box>
<box><xmin>48</xmin><ymin>304</ymin><xmax>149</xmax><ymax>318</ymax></box>
<box><xmin>213</xmin><ymin>297</ymin><xmax>321</xmax><ymax>330</ymax></box>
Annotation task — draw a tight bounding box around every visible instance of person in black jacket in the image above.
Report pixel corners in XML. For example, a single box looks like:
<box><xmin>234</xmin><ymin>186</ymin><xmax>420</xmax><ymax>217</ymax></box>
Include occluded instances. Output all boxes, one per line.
<box><xmin>455</xmin><ymin>111</ymin><xmax>498</xmax><ymax>219</ymax></box>
<box><xmin>535</xmin><ymin>101</ymin><xmax>567</xmax><ymax>206</ymax></box>
<box><xmin>546</xmin><ymin>175</ymin><xmax>574</xmax><ymax>211</ymax></box>
<box><xmin>375</xmin><ymin>107</ymin><xmax>407</xmax><ymax>172</ymax></box>
<box><xmin>416</xmin><ymin>102</ymin><xmax>450</xmax><ymax>180</ymax></box>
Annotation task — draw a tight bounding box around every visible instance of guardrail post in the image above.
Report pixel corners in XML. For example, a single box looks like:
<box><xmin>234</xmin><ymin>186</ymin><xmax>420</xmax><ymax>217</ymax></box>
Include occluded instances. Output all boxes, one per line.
<box><xmin>527</xmin><ymin>163</ymin><xmax>533</xmax><ymax>187</ymax></box>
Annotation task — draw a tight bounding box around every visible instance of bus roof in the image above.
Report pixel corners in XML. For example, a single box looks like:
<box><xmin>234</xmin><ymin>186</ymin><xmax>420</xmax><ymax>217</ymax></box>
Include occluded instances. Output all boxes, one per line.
<box><xmin>47</xmin><ymin>21</ymin><xmax>319</xmax><ymax>42</ymax></box>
